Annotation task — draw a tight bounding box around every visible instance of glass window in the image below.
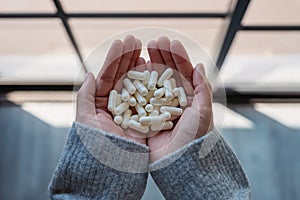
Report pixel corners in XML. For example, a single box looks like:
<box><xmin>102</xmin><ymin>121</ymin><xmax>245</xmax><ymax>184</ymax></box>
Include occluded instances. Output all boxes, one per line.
<box><xmin>70</xmin><ymin>18</ymin><xmax>223</xmax><ymax>58</ymax></box>
<box><xmin>0</xmin><ymin>19</ymin><xmax>80</xmax><ymax>83</ymax></box>
<box><xmin>61</xmin><ymin>0</ymin><xmax>230</xmax><ymax>13</ymax></box>
<box><xmin>0</xmin><ymin>0</ymin><xmax>56</xmax><ymax>13</ymax></box>
<box><xmin>243</xmin><ymin>0</ymin><xmax>300</xmax><ymax>25</ymax></box>
<box><xmin>220</xmin><ymin>31</ymin><xmax>300</xmax><ymax>89</ymax></box>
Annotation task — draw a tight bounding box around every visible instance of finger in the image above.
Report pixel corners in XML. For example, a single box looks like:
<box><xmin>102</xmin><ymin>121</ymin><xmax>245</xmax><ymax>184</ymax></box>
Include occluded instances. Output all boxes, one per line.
<box><xmin>196</xmin><ymin>65</ymin><xmax>212</xmax><ymax>94</ymax></box>
<box><xmin>147</xmin><ymin>40</ymin><xmax>165</xmax><ymax>75</ymax></box>
<box><xmin>170</xmin><ymin>40</ymin><xmax>193</xmax><ymax>84</ymax></box>
<box><xmin>136</xmin><ymin>57</ymin><xmax>146</xmax><ymax>66</ymax></box>
<box><xmin>128</xmin><ymin>38</ymin><xmax>142</xmax><ymax>70</ymax></box>
<box><xmin>96</xmin><ymin>39</ymin><xmax>123</xmax><ymax>97</ymax></box>
<box><xmin>146</xmin><ymin>62</ymin><xmax>154</xmax><ymax>71</ymax></box>
<box><xmin>148</xmin><ymin>40</ymin><xmax>164</xmax><ymax>63</ymax></box>
<box><xmin>193</xmin><ymin>64</ymin><xmax>210</xmax><ymax>96</ymax></box>
<box><xmin>95</xmin><ymin>96</ymin><xmax>108</xmax><ymax>110</ymax></box>
<box><xmin>177</xmin><ymin>64</ymin><xmax>213</xmax><ymax>138</ymax></box>
<box><xmin>76</xmin><ymin>73</ymin><xmax>96</xmax><ymax>121</ymax></box>
<box><xmin>180</xmin><ymin>73</ymin><xmax>194</xmax><ymax>96</ymax></box>
<box><xmin>192</xmin><ymin>64</ymin><xmax>213</xmax><ymax>120</ymax></box>
<box><xmin>157</xmin><ymin>36</ymin><xmax>177</xmax><ymax>70</ymax></box>
<box><xmin>135</xmin><ymin>57</ymin><xmax>147</xmax><ymax>72</ymax></box>
<box><xmin>115</xmin><ymin>35</ymin><xmax>136</xmax><ymax>82</ymax></box>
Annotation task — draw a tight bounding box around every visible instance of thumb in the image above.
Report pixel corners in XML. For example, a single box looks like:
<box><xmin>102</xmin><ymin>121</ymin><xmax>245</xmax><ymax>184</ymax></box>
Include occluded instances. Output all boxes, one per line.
<box><xmin>192</xmin><ymin>64</ymin><xmax>213</xmax><ymax>136</ymax></box>
<box><xmin>193</xmin><ymin>64</ymin><xmax>208</xmax><ymax>94</ymax></box>
<box><xmin>193</xmin><ymin>63</ymin><xmax>212</xmax><ymax>100</ymax></box>
<box><xmin>76</xmin><ymin>73</ymin><xmax>96</xmax><ymax>121</ymax></box>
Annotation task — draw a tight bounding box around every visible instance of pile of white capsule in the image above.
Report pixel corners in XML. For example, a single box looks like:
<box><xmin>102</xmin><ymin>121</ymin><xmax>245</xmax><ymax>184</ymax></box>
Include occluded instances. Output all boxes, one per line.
<box><xmin>108</xmin><ymin>68</ymin><xmax>187</xmax><ymax>134</ymax></box>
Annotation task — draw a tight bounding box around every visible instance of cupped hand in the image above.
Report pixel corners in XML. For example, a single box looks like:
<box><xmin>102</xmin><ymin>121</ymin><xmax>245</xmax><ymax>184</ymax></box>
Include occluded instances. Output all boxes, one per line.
<box><xmin>76</xmin><ymin>35</ymin><xmax>213</xmax><ymax>156</ymax></box>
<box><xmin>76</xmin><ymin>35</ymin><xmax>146</xmax><ymax>145</ymax></box>
<box><xmin>147</xmin><ymin>37</ymin><xmax>214</xmax><ymax>162</ymax></box>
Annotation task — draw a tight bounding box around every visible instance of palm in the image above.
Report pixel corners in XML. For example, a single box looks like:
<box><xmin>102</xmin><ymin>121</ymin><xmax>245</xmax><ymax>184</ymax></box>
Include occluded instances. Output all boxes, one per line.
<box><xmin>94</xmin><ymin>111</ymin><xmax>146</xmax><ymax>145</ymax></box>
<box><xmin>148</xmin><ymin>88</ymin><xmax>209</xmax><ymax>162</ymax></box>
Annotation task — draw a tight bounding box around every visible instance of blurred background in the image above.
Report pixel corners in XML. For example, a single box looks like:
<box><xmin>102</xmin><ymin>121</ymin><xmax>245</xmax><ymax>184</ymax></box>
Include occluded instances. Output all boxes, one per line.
<box><xmin>0</xmin><ymin>0</ymin><xmax>300</xmax><ymax>199</ymax></box>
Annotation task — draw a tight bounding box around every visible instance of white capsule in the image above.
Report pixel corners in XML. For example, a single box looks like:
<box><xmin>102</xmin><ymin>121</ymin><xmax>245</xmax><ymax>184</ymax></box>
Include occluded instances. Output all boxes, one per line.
<box><xmin>121</xmin><ymin>109</ymin><xmax>132</xmax><ymax>129</ymax></box>
<box><xmin>178</xmin><ymin>87</ymin><xmax>188</xmax><ymax>106</ymax></box>
<box><xmin>135</xmin><ymin>104</ymin><xmax>147</xmax><ymax>116</ymax></box>
<box><xmin>108</xmin><ymin>90</ymin><xmax>117</xmax><ymax>112</ymax></box>
<box><xmin>123</xmin><ymin>78</ymin><xmax>136</xmax><ymax>94</ymax></box>
<box><xmin>139</xmin><ymin>112</ymin><xmax>170</xmax><ymax>125</ymax></box>
<box><xmin>173</xmin><ymin>87</ymin><xmax>180</xmax><ymax>97</ymax></box>
<box><xmin>160</xmin><ymin>106</ymin><xmax>183</xmax><ymax>116</ymax></box>
<box><xmin>163</xmin><ymin>121</ymin><xmax>173</xmax><ymax>130</ymax></box>
<box><xmin>139</xmin><ymin>116</ymin><xmax>162</xmax><ymax>125</ymax></box>
<box><xmin>116</xmin><ymin>94</ymin><xmax>122</xmax><ymax>107</ymax></box>
<box><xmin>114</xmin><ymin>102</ymin><xmax>129</xmax><ymax>115</ymax></box>
<box><xmin>128</xmin><ymin>120</ymin><xmax>149</xmax><ymax>134</ymax></box>
<box><xmin>150</xmin><ymin>123</ymin><xmax>163</xmax><ymax>131</ymax></box>
<box><xmin>130</xmin><ymin>114</ymin><xmax>140</xmax><ymax>121</ymax></box>
<box><xmin>145</xmin><ymin>89</ymin><xmax>154</xmax><ymax>103</ymax></box>
<box><xmin>127</xmin><ymin>70</ymin><xmax>146</xmax><ymax>80</ymax></box>
<box><xmin>157</xmin><ymin>68</ymin><xmax>173</xmax><ymax>87</ymax></box>
<box><xmin>151</xmin><ymin>121</ymin><xmax>173</xmax><ymax>131</ymax></box>
<box><xmin>134</xmin><ymin>92</ymin><xmax>147</xmax><ymax>106</ymax></box>
<box><xmin>129</xmin><ymin>96</ymin><xmax>137</xmax><ymax>106</ymax></box>
<box><xmin>121</xmin><ymin>88</ymin><xmax>130</xmax><ymax>101</ymax></box>
<box><xmin>114</xmin><ymin>115</ymin><xmax>123</xmax><ymax>125</ymax></box>
<box><xmin>154</xmin><ymin>88</ymin><xmax>165</xmax><ymax>98</ymax></box>
<box><xmin>150</xmin><ymin>98</ymin><xmax>172</xmax><ymax>106</ymax></box>
<box><xmin>148</xmin><ymin>71</ymin><xmax>158</xmax><ymax>90</ymax></box>
<box><xmin>145</xmin><ymin>104</ymin><xmax>154</xmax><ymax>112</ymax></box>
<box><xmin>133</xmin><ymin>80</ymin><xmax>148</xmax><ymax>96</ymax></box>
<box><xmin>169</xmin><ymin>78</ymin><xmax>176</xmax><ymax>89</ymax></box>
<box><xmin>163</xmin><ymin>80</ymin><xmax>174</xmax><ymax>99</ymax></box>
<box><xmin>170</xmin><ymin>98</ymin><xmax>179</xmax><ymax>107</ymax></box>
<box><xmin>159</xmin><ymin>112</ymin><xmax>171</xmax><ymax>121</ymax></box>
<box><xmin>142</xmin><ymin>70</ymin><xmax>150</xmax><ymax>85</ymax></box>
<box><xmin>150</xmin><ymin>110</ymin><xmax>159</xmax><ymax>116</ymax></box>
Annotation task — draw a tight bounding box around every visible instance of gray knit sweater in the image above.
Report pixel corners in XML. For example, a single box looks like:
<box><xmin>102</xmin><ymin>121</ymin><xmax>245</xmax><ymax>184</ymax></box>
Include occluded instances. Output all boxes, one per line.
<box><xmin>48</xmin><ymin>121</ymin><xmax>251</xmax><ymax>199</ymax></box>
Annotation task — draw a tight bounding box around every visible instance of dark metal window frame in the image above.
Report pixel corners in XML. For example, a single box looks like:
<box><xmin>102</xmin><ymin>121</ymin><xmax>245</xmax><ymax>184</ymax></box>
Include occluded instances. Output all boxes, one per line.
<box><xmin>1</xmin><ymin>0</ymin><xmax>300</xmax><ymax>103</ymax></box>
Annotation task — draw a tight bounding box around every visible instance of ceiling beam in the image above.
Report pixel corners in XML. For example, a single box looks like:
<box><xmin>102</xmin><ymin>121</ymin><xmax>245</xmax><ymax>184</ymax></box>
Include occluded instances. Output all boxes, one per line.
<box><xmin>214</xmin><ymin>0</ymin><xmax>251</xmax><ymax>69</ymax></box>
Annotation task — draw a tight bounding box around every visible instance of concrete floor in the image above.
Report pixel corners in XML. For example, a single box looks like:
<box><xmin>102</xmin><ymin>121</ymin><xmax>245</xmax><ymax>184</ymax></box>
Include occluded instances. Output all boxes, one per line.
<box><xmin>0</xmin><ymin>102</ymin><xmax>300</xmax><ymax>200</ymax></box>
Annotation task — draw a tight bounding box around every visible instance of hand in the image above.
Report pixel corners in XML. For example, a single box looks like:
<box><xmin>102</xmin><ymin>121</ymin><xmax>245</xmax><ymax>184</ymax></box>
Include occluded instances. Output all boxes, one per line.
<box><xmin>146</xmin><ymin>37</ymin><xmax>214</xmax><ymax>162</ymax></box>
<box><xmin>76</xmin><ymin>35</ymin><xmax>146</xmax><ymax>145</ymax></box>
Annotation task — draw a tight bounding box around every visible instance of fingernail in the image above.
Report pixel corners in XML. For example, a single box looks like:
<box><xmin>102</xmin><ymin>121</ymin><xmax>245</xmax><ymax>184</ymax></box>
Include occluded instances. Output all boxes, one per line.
<box><xmin>196</xmin><ymin>64</ymin><xmax>205</xmax><ymax>75</ymax></box>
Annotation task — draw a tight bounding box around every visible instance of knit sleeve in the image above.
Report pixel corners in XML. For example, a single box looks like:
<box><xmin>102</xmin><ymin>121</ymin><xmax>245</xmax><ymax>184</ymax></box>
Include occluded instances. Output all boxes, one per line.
<box><xmin>149</xmin><ymin>128</ymin><xmax>251</xmax><ymax>200</ymax></box>
<box><xmin>48</xmin><ymin>121</ymin><xmax>149</xmax><ymax>200</ymax></box>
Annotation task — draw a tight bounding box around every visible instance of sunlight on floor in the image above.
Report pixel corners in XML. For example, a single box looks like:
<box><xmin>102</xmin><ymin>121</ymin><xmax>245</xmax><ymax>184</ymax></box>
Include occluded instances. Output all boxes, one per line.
<box><xmin>254</xmin><ymin>103</ymin><xmax>300</xmax><ymax>129</ymax></box>
<box><xmin>213</xmin><ymin>103</ymin><xmax>254</xmax><ymax>129</ymax></box>
<box><xmin>21</xmin><ymin>102</ymin><xmax>74</xmax><ymax>128</ymax></box>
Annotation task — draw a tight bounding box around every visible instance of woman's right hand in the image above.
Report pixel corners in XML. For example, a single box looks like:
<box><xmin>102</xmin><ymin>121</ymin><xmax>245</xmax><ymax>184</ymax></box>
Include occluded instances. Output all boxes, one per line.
<box><xmin>76</xmin><ymin>35</ymin><xmax>146</xmax><ymax>145</ymax></box>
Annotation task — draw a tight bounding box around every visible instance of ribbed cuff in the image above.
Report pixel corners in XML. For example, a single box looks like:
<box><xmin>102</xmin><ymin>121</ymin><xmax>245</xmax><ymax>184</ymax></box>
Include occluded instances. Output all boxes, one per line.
<box><xmin>74</xmin><ymin>121</ymin><xmax>149</xmax><ymax>173</ymax></box>
<box><xmin>150</xmin><ymin>128</ymin><xmax>251</xmax><ymax>200</ymax></box>
<box><xmin>48</xmin><ymin>121</ymin><xmax>149</xmax><ymax>200</ymax></box>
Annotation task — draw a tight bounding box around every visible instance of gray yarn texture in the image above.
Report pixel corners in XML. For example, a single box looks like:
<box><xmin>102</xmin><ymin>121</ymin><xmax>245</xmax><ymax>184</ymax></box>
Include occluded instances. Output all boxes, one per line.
<box><xmin>48</xmin><ymin>122</ymin><xmax>251</xmax><ymax>199</ymax></box>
